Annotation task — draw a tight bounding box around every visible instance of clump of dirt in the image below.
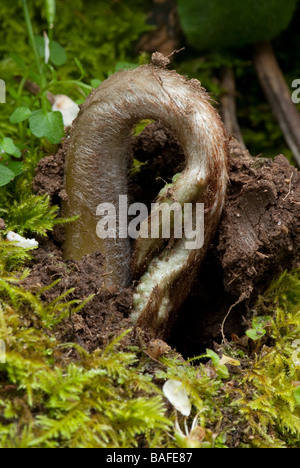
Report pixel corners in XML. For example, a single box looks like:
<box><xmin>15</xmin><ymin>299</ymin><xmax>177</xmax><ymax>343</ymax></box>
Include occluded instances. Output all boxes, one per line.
<box><xmin>218</xmin><ymin>142</ymin><xmax>300</xmax><ymax>299</ymax></box>
<box><xmin>22</xmin><ymin>240</ymin><xmax>133</xmax><ymax>352</ymax></box>
<box><xmin>169</xmin><ymin>140</ymin><xmax>300</xmax><ymax>356</ymax></box>
<box><xmin>32</xmin><ymin>142</ymin><xmax>69</xmax><ymax>205</ymax></box>
<box><xmin>29</xmin><ymin>123</ymin><xmax>300</xmax><ymax>357</ymax></box>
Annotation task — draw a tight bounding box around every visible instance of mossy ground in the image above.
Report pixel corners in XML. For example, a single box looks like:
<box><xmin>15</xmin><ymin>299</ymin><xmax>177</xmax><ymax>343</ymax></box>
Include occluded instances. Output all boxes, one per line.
<box><xmin>0</xmin><ymin>244</ymin><xmax>299</xmax><ymax>447</ymax></box>
<box><xmin>0</xmin><ymin>0</ymin><xmax>299</xmax><ymax>448</ymax></box>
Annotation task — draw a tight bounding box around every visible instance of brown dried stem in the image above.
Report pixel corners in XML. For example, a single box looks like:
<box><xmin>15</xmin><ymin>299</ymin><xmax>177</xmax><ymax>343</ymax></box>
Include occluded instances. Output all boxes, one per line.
<box><xmin>253</xmin><ymin>41</ymin><xmax>300</xmax><ymax>167</ymax></box>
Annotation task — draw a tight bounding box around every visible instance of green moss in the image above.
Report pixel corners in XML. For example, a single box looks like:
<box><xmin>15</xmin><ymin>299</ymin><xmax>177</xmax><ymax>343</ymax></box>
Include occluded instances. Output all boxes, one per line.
<box><xmin>0</xmin><ymin>255</ymin><xmax>171</xmax><ymax>447</ymax></box>
<box><xmin>0</xmin><ymin>239</ymin><xmax>299</xmax><ymax>447</ymax></box>
<box><xmin>0</xmin><ymin>0</ymin><xmax>151</xmax><ymax>83</ymax></box>
<box><xmin>0</xmin><ymin>0</ymin><xmax>151</xmax><ymax>233</ymax></box>
<box><xmin>177</xmin><ymin>0</ymin><xmax>298</xmax><ymax>52</ymax></box>
<box><xmin>239</xmin><ymin>270</ymin><xmax>300</xmax><ymax>447</ymax></box>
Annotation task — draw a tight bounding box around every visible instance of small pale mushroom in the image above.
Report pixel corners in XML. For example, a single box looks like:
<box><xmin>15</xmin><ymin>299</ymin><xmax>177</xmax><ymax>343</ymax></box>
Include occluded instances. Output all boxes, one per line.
<box><xmin>162</xmin><ymin>379</ymin><xmax>191</xmax><ymax>417</ymax></box>
<box><xmin>6</xmin><ymin>231</ymin><xmax>38</xmax><ymax>249</ymax></box>
<box><xmin>52</xmin><ymin>94</ymin><xmax>80</xmax><ymax>127</ymax></box>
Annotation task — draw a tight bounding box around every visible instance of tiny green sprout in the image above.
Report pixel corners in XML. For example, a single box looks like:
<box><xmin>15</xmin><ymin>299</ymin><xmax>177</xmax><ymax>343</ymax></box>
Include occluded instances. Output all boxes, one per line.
<box><xmin>174</xmin><ymin>414</ymin><xmax>203</xmax><ymax>448</ymax></box>
<box><xmin>132</xmin><ymin>119</ymin><xmax>154</xmax><ymax>137</ymax></box>
<box><xmin>171</xmin><ymin>173</ymin><xmax>181</xmax><ymax>183</ymax></box>
<box><xmin>246</xmin><ymin>315</ymin><xmax>271</xmax><ymax>341</ymax></box>
<box><xmin>129</xmin><ymin>158</ymin><xmax>148</xmax><ymax>176</ymax></box>
<box><xmin>204</xmin><ymin>349</ymin><xmax>229</xmax><ymax>379</ymax></box>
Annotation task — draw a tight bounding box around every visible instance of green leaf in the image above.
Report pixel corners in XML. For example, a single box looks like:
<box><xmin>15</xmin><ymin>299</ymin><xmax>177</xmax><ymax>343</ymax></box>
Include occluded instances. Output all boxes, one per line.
<box><xmin>177</xmin><ymin>0</ymin><xmax>298</xmax><ymax>52</ymax></box>
<box><xmin>34</xmin><ymin>35</ymin><xmax>46</xmax><ymax>59</ymax></box>
<box><xmin>90</xmin><ymin>78</ymin><xmax>102</xmax><ymax>89</ymax></box>
<box><xmin>246</xmin><ymin>329</ymin><xmax>266</xmax><ymax>340</ymax></box>
<box><xmin>246</xmin><ymin>316</ymin><xmax>271</xmax><ymax>341</ymax></box>
<box><xmin>49</xmin><ymin>40</ymin><xmax>67</xmax><ymax>66</ymax></box>
<box><xmin>205</xmin><ymin>349</ymin><xmax>220</xmax><ymax>366</ymax></box>
<box><xmin>216</xmin><ymin>364</ymin><xmax>229</xmax><ymax>380</ymax></box>
<box><xmin>10</xmin><ymin>53</ymin><xmax>26</xmax><ymax>69</ymax></box>
<box><xmin>7</xmin><ymin>161</ymin><xmax>23</xmax><ymax>177</ymax></box>
<box><xmin>74</xmin><ymin>57</ymin><xmax>85</xmax><ymax>79</ymax></box>
<box><xmin>115</xmin><ymin>62</ymin><xmax>138</xmax><ymax>72</ymax></box>
<box><xmin>34</xmin><ymin>36</ymin><xmax>67</xmax><ymax>66</ymax></box>
<box><xmin>29</xmin><ymin>110</ymin><xmax>64</xmax><ymax>144</ymax></box>
<box><xmin>0</xmin><ymin>164</ymin><xmax>15</xmax><ymax>186</ymax></box>
<box><xmin>204</xmin><ymin>349</ymin><xmax>229</xmax><ymax>379</ymax></box>
<box><xmin>253</xmin><ymin>316</ymin><xmax>271</xmax><ymax>328</ymax></box>
<box><xmin>1</xmin><ymin>138</ymin><xmax>21</xmax><ymax>158</ymax></box>
<box><xmin>294</xmin><ymin>387</ymin><xmax>300</xmax><ymax>406</ymax></box>
<box><xmin>10</xmin><ymin>107</ymin><xmax>31</xmax><ymax>124</ymax></box>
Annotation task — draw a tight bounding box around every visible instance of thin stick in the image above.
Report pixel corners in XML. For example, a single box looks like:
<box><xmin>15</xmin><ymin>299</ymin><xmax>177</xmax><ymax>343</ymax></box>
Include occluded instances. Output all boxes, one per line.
<box><xmin>220</xmin><ymin>67</ymin><xmax>246</xmax><ymax>150</ymax></box>
<box><xmin>221</xmin><ymin>291</ymin><xmax>249</xmax><ymax>343</ymax></box>
<box><xmin>253</xmin><ymin>41</ymin><xmax>300</xmax><ymax>168</ymax></box>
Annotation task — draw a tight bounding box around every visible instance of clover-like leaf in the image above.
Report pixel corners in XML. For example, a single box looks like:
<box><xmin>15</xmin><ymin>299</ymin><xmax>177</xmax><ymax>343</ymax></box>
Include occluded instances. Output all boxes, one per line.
<box><xmin>34</xmin><ymin>36</ymin><xmax>67</xmax><ymax>66</ymax></box>
<box><xmin>29</xmin><ymin>110</ymin><xmax>64</xmax><ymax>144</ymax></box>
<box><xmin>1</xmin><ymin>137</ymin><xmax>21</xmax><ymax>158</ymax></box>
<box><xmin>49</xmin><ymin>40</ymin><xmax>67</xmax><ymax>66</ymax></box>
<box><xmin>10</xmin><ymin>107</ymin><xmax>31</xmax><ymax>124</ymax></box>
<box><xmin>7</xmin><ymin>161</ymin><xmax>23</xmax><ymax>177</ymax></box>
<box><xmin>246</xmin><ymin>315</ymin><xmax>271</xmax><ymax>341</ymax></box>
<box><xmin>205</xmin><ymin>349</ymin><xmax>229</xmax><ymax>379</ymax></box>
<box><xmin>0</xmin><ymin>164</ymin><xmax>15</xmax><ymax>186</ymax></box>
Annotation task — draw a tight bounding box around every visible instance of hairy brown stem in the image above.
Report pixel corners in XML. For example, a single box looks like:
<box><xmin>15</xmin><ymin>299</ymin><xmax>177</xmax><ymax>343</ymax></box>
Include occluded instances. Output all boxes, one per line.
<box><xmin>63</xmin><ymin>59</ymin><xmax>228</xmax><ymax>336</ymax></box>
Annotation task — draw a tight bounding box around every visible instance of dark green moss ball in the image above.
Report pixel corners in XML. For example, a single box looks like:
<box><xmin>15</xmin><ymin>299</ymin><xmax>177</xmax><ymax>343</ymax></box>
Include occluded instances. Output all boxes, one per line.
<box><xmin>177</xmin><ymin>0</ymin><xmax>298</xmax><ymax>51</ymax></box>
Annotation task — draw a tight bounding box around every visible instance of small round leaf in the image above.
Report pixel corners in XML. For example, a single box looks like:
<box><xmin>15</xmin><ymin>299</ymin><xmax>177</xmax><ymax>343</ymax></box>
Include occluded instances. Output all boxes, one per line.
<box><xmin>29</xmin><ymin>110</ymin><xmax>64</xmax><ymax>144</ymax></box>
<box><xmin>10</xmin><ymin>107</ymin><xmax>31</xmax><ymax>124</ymax></box>
<box><xmin>1</xmin><ymin>138</ymin><xmax>21</xmax><ymax>158</ymax></box>
<box><xmin>0</xmin><ymin>164</ymin><xmax>15</xmax><ymax>186</ymax></box>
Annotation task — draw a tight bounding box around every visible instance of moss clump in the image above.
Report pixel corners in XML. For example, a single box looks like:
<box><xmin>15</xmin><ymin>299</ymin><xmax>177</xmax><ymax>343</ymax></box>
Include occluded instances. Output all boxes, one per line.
<box><xmin>239</xmin><ymin>270</ymin><xmax>300</xmax><ymax>447</ymax></box>
<box><xmin>177</xmin><ymin>0</ymin><xmax>298</xmax><ymax>52</ymax></box>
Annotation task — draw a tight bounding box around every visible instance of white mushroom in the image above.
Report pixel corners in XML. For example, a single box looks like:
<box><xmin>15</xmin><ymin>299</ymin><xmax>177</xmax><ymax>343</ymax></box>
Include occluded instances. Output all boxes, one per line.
<box><xmin>162</xmin><ymin>379</ymin><xmax>191</xmax><ymax>416</ymax></box>
<box><xmin>52</xmin><ymin>94</ymin><xmax>80</xmax><ymax>127</ymax></box>
<box><xmin>7</xmin><ymin>231</ymin><xmax>38</xmax><ymax>249</ymax></box>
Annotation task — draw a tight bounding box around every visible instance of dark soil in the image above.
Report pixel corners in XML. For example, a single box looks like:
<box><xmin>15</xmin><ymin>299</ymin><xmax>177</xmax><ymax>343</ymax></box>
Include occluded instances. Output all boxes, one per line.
<box><xmin>171</xmin><ymin>140</ymin><xmax>300</xmax><ymax>356</ymax></box>
<box><xmin>29</xmin><ymin>123</ymin><xmax>300</xmax><ymax>357</ymax></box>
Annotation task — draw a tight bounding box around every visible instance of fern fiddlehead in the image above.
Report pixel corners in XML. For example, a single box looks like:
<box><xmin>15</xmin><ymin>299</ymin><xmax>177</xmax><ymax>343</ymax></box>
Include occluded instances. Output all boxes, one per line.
<box><xmin>63</xmin><ymin>56</ymin><xmax>228</xmax><ymax>336</ymax></box>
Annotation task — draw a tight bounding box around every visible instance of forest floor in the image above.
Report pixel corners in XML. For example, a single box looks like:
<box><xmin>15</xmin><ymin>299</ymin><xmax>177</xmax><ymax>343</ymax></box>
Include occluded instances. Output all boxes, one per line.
<box><xmin>25</xmin><ymin>122</ymin><xmax>300</xmax><ymax>358</ymax></box>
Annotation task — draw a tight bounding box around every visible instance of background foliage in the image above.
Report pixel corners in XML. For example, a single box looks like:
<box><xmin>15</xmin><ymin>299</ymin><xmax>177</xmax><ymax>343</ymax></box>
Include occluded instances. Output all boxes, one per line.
<box><xmin>177</xmin><ymin>0</ymin><xmax>298</xmax><ymax>51</ymax></box>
